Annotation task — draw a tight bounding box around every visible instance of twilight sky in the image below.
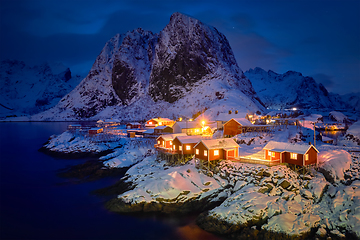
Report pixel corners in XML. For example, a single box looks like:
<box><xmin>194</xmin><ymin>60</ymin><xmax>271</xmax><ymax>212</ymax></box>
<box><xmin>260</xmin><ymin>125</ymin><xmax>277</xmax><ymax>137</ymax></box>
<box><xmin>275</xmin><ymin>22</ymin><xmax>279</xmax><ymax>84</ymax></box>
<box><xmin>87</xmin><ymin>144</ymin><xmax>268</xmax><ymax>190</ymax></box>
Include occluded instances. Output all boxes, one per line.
<box><xmin>0</xmin><ymin>0</ymin><xmax>359</xmax><ymax>95</ymax></box>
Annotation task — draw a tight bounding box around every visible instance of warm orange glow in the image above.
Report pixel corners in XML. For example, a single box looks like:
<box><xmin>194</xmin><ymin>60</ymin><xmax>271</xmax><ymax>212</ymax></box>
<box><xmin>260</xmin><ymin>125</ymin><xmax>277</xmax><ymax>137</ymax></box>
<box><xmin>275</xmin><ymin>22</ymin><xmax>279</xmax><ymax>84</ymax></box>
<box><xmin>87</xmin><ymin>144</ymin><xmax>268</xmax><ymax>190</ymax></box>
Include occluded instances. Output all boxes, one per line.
<box><xmin>149</xmin><ymin>121</ymin><xmax>152</xmax><ymax>125</ymax></box>
<box><xmin>201</xmin><ymin>120</ymin><xmax>205</xmax><ymax>126</ymax></box>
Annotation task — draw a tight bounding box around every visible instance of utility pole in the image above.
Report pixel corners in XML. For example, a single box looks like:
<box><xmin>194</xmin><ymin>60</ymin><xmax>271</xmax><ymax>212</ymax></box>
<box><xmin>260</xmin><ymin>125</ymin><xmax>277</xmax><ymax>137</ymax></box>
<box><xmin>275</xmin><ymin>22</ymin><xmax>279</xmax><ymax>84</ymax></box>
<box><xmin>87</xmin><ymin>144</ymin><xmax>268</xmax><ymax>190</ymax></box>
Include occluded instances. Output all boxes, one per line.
<box><xmin>313</xmin><ymin>122</ymin><xmax>316</xmax><ymax>147</ymax></box>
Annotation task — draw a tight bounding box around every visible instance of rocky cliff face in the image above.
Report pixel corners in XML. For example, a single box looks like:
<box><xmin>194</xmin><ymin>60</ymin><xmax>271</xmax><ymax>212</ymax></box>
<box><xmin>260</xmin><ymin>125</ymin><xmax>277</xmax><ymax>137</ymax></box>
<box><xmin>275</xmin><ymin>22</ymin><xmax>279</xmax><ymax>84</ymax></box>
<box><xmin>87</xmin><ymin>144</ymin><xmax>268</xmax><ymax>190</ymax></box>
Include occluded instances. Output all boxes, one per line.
<box><xmin>244</xmin><ymin>67</ymin><xmax>346</xmax><ymax>110</ymax></box>
<box><xmin>32</xmin><ymin>12</ymin><xmax>264</xmax><ymax>121</ymax></box>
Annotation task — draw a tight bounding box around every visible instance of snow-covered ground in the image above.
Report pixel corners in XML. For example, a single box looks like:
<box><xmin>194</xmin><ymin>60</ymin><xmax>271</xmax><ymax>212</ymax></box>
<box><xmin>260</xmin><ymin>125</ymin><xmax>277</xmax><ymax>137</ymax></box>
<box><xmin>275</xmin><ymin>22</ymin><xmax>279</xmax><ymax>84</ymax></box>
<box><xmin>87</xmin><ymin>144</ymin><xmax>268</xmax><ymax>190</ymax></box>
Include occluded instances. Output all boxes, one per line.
<box><xmin>43</xmin><ymin>121</ymin><xmax>360</xmax><ymax>238</ymax></box>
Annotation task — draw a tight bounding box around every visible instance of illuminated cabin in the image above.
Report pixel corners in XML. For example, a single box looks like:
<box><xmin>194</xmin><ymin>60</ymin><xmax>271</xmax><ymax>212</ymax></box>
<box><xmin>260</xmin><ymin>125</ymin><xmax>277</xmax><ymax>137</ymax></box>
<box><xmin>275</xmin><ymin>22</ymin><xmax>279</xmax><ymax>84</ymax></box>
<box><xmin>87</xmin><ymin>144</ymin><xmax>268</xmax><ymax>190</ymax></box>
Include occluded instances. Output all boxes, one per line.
<box><xmin>172</xmin><ymin>121</ymin><xmax>203</xmax><ymax>135</ymax></box>
<box><xmin>126</xmin><ymin>122</ymin><xmax>141</xmax><ymax>129</ymax></box>
<box><xmin>145</xmin><ymin>118</ymin><xmax>175</xmax><ymax>128</ymax></box>
<box><xmin>194</xmin><ymin>138</ymin><xmax>239</xmax><ymax>161</ymax></box>
<box><xmin>263</xmin><ymin>141</ymin><xmax>318</xmax><ymax>166</ymax></box>
<box><xmin>155</xmin><ymin>133</ymin><xmax>187</xmax><ymax>151</ymax></box>
<box><xmin>88</xmin><ymin>127</ymin><xmax>103</xmax><ymax>135</ymax></box>
<box><xmin>154</xmin><ymin>126</ymin><xmax>173</xmax><ymax>134</ymax></box>
<box><xmin>223</xmin><ymin>118</ymin><xmax>271</xmax><ymax>137</ymax></box>
<box><xmin>172</xmin><ymin>135</ymin><xmax>203</xmax><ymax>155</ymax></box>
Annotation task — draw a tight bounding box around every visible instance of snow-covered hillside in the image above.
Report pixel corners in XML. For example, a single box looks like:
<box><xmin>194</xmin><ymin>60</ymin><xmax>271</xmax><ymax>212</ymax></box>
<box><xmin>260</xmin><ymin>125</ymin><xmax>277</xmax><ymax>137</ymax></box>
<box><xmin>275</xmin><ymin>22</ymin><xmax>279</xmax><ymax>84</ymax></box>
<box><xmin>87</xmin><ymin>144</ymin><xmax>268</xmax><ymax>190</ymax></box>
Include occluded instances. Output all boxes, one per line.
<box><xmin>341</xmin><ymin>92</ymin><xmax>360</xmax><ymax>112</ymax></box>
<box><xmin>244</xmin><ymin>67</ymin><xmax>346</xmax><ymax>110</ymax></box>
<box><xmin>0</xmin><ymin>60</ymin><xmax>82</xmax><ymax>117</ymax></box>
<box><xmin>31</xmin><ymin>12</ymin><xmax>264</xmax><ymax>121</ymax></box>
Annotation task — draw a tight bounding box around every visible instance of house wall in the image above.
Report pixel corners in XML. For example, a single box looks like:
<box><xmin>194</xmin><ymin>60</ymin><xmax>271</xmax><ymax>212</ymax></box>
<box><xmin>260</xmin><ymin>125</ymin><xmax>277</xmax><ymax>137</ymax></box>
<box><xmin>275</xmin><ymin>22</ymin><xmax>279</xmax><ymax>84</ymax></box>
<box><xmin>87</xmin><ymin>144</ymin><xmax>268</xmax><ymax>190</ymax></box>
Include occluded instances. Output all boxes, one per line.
<box><xmin>209</xmin><ymin>149</ymin><xmax>224</xmax><ymax>161</ymax></box>
<box><xmin>305</xmin><ymin>147</ymin><xmax>318</xmax><ymax>165</ymax></box>
<box><xmin>194</xmin><ymin>142</ymin><xmax>208</xmax><ymax>161</ymax></box>
<box><xmin>163</xmin><ymin>127</ymin><xmax>173</xmax><ymax>133</ymax></box>
<box><xmin>264</xmin><ymin>150</ymin><xmax>281</xmax><ymax>161</ymax></box>
<box><xmin>223</xmin><ymin>119</ymin><xmax>242</xmax><ymax>137</ymax></box>
<box><xmin>284</xmin><ymin>152</ymin><xmax>304</xmax><ymax>166</ymax></box>
<box><xmin>172</xmin><ymin>123</ymin><xmax>182</xmax><ymax>133</ymax></box>
<box><xmin>172</xmin><ymin>138</ymin><xmax>182</xmax><ymax>154</ymax></box>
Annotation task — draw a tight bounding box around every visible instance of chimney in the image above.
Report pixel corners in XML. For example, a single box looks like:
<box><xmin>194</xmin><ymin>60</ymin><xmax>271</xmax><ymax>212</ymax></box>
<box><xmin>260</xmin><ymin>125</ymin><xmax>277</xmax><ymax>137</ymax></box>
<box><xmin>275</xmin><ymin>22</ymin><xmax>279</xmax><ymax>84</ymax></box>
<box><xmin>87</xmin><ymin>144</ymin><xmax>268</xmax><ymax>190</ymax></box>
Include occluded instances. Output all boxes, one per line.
<box><xmin>228</xmin><ymin>110</ymin><xmax>232</xmax><ymax>114</ymax></box>
<box><xmin>309</xmin><ymin>141</ymin><xmax>312</xmax><ymax>145</ymax></box>
<box><xmin>235</xmin><ymin>110</ymin><xmax>238</xmax><ymax>114</ymax></box>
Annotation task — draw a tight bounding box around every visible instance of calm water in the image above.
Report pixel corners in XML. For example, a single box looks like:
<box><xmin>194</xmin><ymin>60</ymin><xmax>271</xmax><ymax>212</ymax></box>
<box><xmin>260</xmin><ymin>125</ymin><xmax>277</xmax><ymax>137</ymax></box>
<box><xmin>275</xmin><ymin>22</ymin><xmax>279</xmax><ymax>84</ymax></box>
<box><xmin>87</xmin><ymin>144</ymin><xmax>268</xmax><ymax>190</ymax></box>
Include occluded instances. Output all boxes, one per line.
<box><xmin>0</xmin><ymin>122</ymin><xmax>220</xmax><ymax>240</ymax></box>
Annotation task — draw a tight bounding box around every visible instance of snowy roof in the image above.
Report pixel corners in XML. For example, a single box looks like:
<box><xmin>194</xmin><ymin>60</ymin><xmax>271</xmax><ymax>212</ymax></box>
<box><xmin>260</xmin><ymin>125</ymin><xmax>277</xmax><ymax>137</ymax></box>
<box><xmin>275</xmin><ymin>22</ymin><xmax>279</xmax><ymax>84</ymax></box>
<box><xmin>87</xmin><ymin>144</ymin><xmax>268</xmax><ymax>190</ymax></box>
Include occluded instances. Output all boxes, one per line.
<box><xmin>195</xmin><ymin>138</ymin><xmax>239</xmax><ymax>150</ymax></box>
<box><xmin>154</xmin><ymin>125</ymin><xmax>172</xmax><ymax>130</ymax></box>
<box><xmin>174</xmin><ymin>135</ymin><xmax>203</xmax><ymax>144</ymax></box>
<box><xmin>89</xmin><ymin>127</ymin><xmax>102</xmax><ymax>130</ymax></box>
<box><xmin>148</xmin><ymin>117</ymin><xmax>173</xmax><ymax>122</ymax></box>
<box><xmin>227</xmin><ymin>118</ymin><xmax>252</xmax><ymax>126</ymax></box>
<box><xmin>264</xmin><ymin>141</ymin><xmax>318</xmax><ymax>154</ymax></box>
<box><xmin>157</xmin><ymin>133</ymin><xmax>187</xmax><ymax>141</ymax></box>
<box><xmin>173</xmin><ymin>121</ymin><xmax>201</xmax><ymax>129</ymax></box>
<box><xmin>127</xmin><ymin>122</ymin><xmax>141</xmax><ymax>125</ymax></box>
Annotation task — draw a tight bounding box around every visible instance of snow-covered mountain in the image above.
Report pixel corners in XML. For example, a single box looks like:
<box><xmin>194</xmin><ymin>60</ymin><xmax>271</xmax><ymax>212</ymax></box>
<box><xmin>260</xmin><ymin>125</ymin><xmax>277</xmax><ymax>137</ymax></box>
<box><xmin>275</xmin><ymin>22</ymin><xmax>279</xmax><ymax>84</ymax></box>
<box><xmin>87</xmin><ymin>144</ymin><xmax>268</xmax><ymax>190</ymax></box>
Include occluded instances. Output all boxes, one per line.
<box><xmin>341</xmin><ymin>92</ymin><xmax>360</xmax><ymax>112</ymax></box>
<box><xmin>0</xmin><ymin>60</ymin><xmax>82</xmax><ymax>117</ymax></box>
<box><xmin>244</xmin><ymin>67</ymin><xmax>346</xmax><ymax>110</ymax></box>
<box><xmin>32</xmin><ymin>12</ymin><xmax>264</xmax><ymax>121</ymax></box>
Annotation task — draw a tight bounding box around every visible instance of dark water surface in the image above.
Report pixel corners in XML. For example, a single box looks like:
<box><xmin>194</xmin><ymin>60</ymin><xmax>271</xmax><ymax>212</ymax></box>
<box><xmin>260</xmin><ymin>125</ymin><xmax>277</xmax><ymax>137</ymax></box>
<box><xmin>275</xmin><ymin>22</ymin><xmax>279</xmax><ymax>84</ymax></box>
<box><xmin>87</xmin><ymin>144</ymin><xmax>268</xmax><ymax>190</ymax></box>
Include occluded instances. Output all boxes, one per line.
<box><xmin>0</xmin><ymin>122</ymin><xmax>219</xmax><ymax>240</ymax></box>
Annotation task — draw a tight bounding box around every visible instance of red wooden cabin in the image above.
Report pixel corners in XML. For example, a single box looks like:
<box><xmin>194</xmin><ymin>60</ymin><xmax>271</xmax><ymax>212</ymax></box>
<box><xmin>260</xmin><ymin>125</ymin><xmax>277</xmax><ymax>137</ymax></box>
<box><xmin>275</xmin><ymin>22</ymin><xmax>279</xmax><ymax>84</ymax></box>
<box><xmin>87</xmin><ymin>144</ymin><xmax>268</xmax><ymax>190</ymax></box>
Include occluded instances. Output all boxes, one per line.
<box><xmin>155</xmin><ymin>133</ymin><xmax>186</xmax><ymax>151</ymax></box>
<box><xmin>194</xmin><ymin>138</ymin><xmax>239</xmax><ymax>161</ymax></box>
<box><xmin>263</xmin><ymin>141</ymin><xmax>318</xmax><ymax>166</ymax></box>
<box><xmin>172</xmin><ymin>135</ymin><xmax>203</xmax><ymax>155</ymax></box>
<box><xmin>223</xmin><ymin>118</ymin><xmax>252</xmax><ymax>137</ymax></box>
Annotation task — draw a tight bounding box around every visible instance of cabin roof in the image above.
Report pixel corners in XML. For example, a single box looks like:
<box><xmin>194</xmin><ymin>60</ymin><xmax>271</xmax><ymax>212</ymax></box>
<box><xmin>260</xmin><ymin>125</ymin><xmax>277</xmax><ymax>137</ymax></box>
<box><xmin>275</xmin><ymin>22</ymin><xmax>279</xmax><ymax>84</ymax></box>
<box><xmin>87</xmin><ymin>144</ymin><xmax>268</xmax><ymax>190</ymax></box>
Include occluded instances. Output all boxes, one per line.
<box><xmin>195</xmin><ymin>138</ymin><xmax>239</xmax><ymax>150</ymax></box>
<box><xmin>154</xmin><ymin>125</ymin><xmax>172</xmax><ymax>130</ymax></box>
<box><xmin>226</xmin><ymin>118</ymin><xmax>252</xmax><ymax>126</ymax></box>
<box><xmin>148</xmin><ymin>117</ymin><xmax>173</xmax><ymax>122</ymax></box>
<box><xmin>174</xmin><ymin>121</ymin><xmax>201</xmax><ymax>129</ymax></box>
<box><xmin>264</xmin><ymin>141</ymin><xmax>319</xmax><ymax>154</ymax></box>
<box><xmin>127</xmin><ymin>122</ymin><xmax>141</xmax><ymax>125</ymax></box>
<box><xmin>174</xmin><ymin>135</ymin><xmax>203</xmax><ymax>144</ymax></box>
<box><xmin>157</xmin><ymin>133</ymin><xmax>186</xmax><ymax>141</ymax></box>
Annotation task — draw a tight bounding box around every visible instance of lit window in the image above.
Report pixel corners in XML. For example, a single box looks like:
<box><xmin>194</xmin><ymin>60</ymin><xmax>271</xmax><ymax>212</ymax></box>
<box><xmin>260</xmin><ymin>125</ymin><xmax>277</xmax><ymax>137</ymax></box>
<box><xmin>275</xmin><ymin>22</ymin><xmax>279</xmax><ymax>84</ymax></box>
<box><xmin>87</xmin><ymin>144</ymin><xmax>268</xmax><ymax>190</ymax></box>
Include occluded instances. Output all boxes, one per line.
<box><xmin>159</xmin><ymin>122</ymin><xmax>162</xmax><ymax>125</ymax></box>
<box><xmin>196</xmin><ymin>149</ymin><xmax>199</xmax><ymax>155</ymax></box>
<box><xmin>179</xmin><ymin>146</ymin><xmax>182</xmax><ymax>151</ymax></box>
<box><xmin>214</xmin><ymin>150</ymin><xmax>219</xmax><ymax>156</ymax></box>
<box><xmin>186</xmin><ymin>145</ymin><xmax>191</xmax><ymax>150</ymax></box>
<box><xmin>173</xmin><ymin>145</ymin><xmax>175</xmax><ymax>150</ymax></box>
<box><xmin>170</xmin><ymin>141</ymin><xmax>172</xmax><ymax>145</ymax></box>
<box><xmin>157</xmin><ymin>140</ymin><xmax>160</xmax><ymax>144</ymax></box>
<box><xmin>305</xmin><ymin>154</ymin><xmax>309</xmax><ymax>161</ymax></box>
<box><xmin>272</xmin><ymin>152</ymin><xmax>275</xmax><ymax>157</ymax></box>
<box><xmin>268</xmin><ymin>151</ymin><xmax>272</xmax><ymax>156</ymax></box>
<box><xmin>204</xmin><ymin>150</ymin><xmax>207</xmax><ymax>156</ymax></box>
<box><xmin>291</xmin><ymin>153</ymin><xmax>297</xmax><ymax>159</ymax></box>
<box><xmin>149</xmin><ymin>121</ymin><xmax>152</xmax><ymax>125</ymax></box>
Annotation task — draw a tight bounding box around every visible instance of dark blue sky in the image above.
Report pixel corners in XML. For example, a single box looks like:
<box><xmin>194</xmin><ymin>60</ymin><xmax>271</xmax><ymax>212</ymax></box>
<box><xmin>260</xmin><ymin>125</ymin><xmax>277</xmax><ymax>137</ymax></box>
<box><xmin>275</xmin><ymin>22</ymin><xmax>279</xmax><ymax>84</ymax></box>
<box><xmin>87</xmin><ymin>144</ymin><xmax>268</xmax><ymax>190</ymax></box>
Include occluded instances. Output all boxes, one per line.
<box><xmin>0</xmin><ymin>0</ymin><xmax>359</xmax><ymax>94</ymax></box>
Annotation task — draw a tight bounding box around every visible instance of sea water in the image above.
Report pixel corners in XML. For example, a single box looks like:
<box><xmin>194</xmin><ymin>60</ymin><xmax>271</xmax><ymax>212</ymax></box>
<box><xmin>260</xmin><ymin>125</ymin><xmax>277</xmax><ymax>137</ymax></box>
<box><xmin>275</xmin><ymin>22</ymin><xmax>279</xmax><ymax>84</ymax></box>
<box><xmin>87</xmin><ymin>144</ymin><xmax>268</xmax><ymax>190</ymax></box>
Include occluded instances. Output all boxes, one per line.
<box><xmin>0</xmin><ymin>122</ymin><xmax>219</xmax><ymax>240</ymax></box>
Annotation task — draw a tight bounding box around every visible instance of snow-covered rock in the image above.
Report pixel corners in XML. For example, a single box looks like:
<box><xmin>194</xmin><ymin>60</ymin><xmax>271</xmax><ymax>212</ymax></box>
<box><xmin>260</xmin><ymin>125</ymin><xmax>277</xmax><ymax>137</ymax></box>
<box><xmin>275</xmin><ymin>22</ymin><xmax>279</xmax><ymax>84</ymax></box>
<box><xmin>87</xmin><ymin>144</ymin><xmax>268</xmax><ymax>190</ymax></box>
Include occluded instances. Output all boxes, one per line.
<box><xmin>318</xmin><ymin>150</ymin><xmax>352</xmax><ymax>183</ymax></box>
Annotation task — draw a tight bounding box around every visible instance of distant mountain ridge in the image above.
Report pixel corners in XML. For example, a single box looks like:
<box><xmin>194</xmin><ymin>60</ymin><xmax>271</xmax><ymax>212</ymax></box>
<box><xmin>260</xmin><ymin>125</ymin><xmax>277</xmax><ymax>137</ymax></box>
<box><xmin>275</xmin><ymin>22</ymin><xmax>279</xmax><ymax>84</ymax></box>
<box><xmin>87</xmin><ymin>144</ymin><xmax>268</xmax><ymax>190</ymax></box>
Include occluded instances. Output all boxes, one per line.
<box><xmin>244</xmin><ymin>67</ymin><xmax>348</xmax><ymax>110</ymax></box>
<box><xmin>32</xmin><ymin>12</ymin><xmax>265</xmax><ymax>121</ymax></box>
<box><xmin>0</xmin><ymin>59</ymin><xmax>82</xmax><ymax>117</ymax></box>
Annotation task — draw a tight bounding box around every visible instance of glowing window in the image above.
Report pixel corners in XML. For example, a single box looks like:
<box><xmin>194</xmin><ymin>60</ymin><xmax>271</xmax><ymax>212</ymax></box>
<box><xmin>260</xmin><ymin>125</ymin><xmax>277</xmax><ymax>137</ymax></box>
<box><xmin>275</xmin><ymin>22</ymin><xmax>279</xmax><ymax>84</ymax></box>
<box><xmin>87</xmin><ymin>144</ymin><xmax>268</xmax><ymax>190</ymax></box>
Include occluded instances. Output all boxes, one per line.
<box><xmin>173</xmin><ymin>145</ymin><xmax>175</xmax><ymax>150</ymax></box>
<box><xmin>268</xmin><ymin>151</ymin><xmax>272</xmax><ymax>156</ymax></box>
<box><xmin>179</xmin><ymin>146</ymin><xmax>182</xmax><ymax>151</ymax></box>
<box><xmin>157</xmin><ymin>140</ymin><xmax>160</xmax><ymax>144</ymax></box>
<box><xmin>305</xmin><ymin>154</ymin><xmax>309</xmax><ymax>161</ymax></box>
<box><xmin>159</xmin><ymin>122</ymin><xmax>162</xmax><ymax>125</ymax></box>
<box><xmin>186</xmin><ymin>145</ymin><xmax>191</xmax><ymax>150</ymax></box>
<box><xmin>170</xmin><ymin>141</ymin><xmax>172</xmax><ymax>145</ymax></box>
<box><xmin>214</xmin><ymin>150</ymin><xmax>219</xmax><ymax>156</ymax></box>
<box><xmin>195</xmin><ymin>149</ymin><xmax>199</xmax><ymax>155</ymax></box>
<box><xmin>271</xmin><ymin>152</ymin><xmax>275</xmax><ymax>157</ymax></box>
<box><xmin>204</xmin><ymin>150</ymin><xmax>207</xmax><ymax>156</ymax></box>
<box><xmin>291</xmin><ymin>153</ymin><xmax>297</xmax><ymax>159</ymax></box>
<box><xmin>149</xmin><ymin>121</ymin><xmax>152</xmax><ymax>125</ymax></box>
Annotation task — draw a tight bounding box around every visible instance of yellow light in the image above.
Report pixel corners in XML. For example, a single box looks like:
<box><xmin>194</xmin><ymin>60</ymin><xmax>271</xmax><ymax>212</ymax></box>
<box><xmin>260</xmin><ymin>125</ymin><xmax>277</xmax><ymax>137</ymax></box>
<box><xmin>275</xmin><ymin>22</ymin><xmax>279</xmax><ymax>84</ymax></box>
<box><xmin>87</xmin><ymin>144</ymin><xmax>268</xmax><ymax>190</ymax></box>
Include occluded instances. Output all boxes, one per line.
<box><xmin>149</xmin><ymin>121</ymin><xmax>152</xmax><ymax>125</ymax></box>
<box><xmin>202</xmin><ymin>120</ymin><xmax>205</xmax><ymax>126</ymax></box>
<box><xmin>159</xmin><ymin>122</ymin><xmax>162</xmax><ymax>125</ymax></box>
<box><xmin>179</xmin><ymin>117</ymin><xmax>182</xmax><ymax>121</ymax></box>
<box><xmin>189</xmin><ymin>118</ymin><xmax>193</xmax><ymax>121</ymax></box>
